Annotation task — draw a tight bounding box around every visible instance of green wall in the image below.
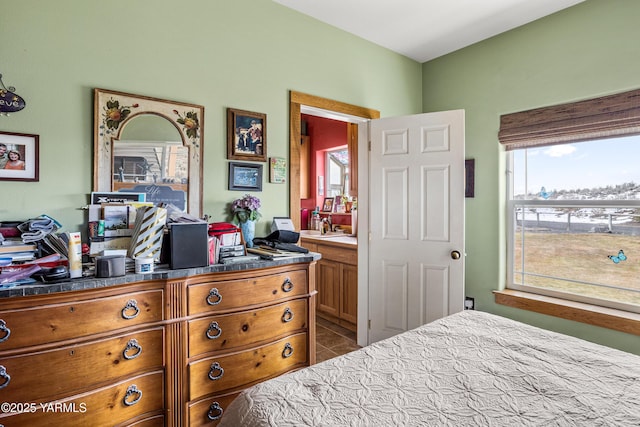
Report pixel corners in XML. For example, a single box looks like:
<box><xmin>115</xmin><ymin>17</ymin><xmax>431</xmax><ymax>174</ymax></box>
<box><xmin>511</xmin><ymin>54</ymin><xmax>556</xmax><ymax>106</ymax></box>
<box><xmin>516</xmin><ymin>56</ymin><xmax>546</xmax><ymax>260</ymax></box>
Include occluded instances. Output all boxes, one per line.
<box><xmin>0</xmin><ymin>0</ymin><xmax>421</xmax><ymax>234</ymax></box>
<box><xmin>422</xmin><ymin>0</ymin><xmax>640</xmax><ymax>354</ymax></box>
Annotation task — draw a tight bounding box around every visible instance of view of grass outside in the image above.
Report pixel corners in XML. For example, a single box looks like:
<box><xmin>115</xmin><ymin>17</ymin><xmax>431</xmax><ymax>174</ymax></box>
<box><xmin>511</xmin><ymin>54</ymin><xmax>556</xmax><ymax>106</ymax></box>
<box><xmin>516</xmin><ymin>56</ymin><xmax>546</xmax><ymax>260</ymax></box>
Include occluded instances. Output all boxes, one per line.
<box><xmin>513</xmin><ymin>210</ymin><xmax>640</xmax><ymax>308</ymax></box>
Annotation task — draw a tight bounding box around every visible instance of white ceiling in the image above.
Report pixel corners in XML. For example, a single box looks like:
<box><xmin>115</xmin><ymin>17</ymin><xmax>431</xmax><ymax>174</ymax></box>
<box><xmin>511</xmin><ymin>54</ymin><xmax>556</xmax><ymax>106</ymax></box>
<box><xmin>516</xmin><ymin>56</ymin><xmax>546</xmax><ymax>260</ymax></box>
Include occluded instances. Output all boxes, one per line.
<box><xmin>273</xmin><ymin>0</ymin><xmax>585</xmax><ymax>63</ymax></box>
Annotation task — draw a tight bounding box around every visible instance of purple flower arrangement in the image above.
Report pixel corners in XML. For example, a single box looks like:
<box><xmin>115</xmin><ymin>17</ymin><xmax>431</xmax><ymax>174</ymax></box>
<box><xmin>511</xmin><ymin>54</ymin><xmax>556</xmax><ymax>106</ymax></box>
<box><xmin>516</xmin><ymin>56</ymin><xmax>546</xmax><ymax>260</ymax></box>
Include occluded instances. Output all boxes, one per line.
<box><xmin>231</xmin><ymin>194</ymin><xmax>261</xmax><ymax>223</ymax></box>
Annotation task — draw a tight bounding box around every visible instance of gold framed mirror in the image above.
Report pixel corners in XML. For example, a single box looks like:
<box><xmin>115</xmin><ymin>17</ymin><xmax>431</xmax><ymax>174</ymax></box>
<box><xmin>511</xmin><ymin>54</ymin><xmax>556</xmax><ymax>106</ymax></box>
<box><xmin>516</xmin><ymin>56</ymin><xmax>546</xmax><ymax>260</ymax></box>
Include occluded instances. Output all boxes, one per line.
<box><xmin>93</xmin><ymin>88</ymin><xmax>204</xmax><ymax>216</ymax></box>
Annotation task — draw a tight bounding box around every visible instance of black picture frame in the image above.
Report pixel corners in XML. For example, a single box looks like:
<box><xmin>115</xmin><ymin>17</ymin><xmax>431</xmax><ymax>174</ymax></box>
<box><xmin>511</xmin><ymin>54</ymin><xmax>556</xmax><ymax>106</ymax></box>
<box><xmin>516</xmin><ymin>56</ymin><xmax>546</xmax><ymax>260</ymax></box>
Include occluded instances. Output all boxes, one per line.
<box><xmin>228</xmin><ymin>161</ymin><xmax>263</xmax><ymax>191</ymax></box>
<box><xmin>465</xmin><ymin>159</ymin><xmax>475</xmax><ymax>198</ymax></box>
<box><xmin>227</xmin><ymin>108</ymin><xmax>267</xmax><ymax>162</ymax></box>
<box><xmin>0</xmin><ymin>131</ymin><xmax>39</xmax><ymax>182</ymax></box>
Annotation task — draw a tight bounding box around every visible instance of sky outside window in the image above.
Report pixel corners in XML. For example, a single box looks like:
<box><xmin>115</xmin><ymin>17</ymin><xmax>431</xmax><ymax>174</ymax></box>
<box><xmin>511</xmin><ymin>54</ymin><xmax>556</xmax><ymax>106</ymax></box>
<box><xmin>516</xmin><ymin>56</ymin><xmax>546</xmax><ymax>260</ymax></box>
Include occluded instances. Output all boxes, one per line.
<box><xmin>513</xmin><ymin>135</ymin><xmax>640</xmax><ymax>197</ymax></box>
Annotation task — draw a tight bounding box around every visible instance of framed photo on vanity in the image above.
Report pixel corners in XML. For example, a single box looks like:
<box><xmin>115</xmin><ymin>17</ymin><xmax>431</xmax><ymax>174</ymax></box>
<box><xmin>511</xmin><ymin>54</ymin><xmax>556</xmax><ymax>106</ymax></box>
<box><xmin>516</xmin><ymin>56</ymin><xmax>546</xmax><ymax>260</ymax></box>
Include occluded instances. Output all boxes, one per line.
<box><xmin>322</xmin><ymin>197</ymin><xmax>334</xmax><ymax>212</ymax></box>
<box><xmin>0</xmin><ymin>131</ymin><xmax>39</xmax><ymax>182</ymax></box>
<box><xmin>227</xmin><ymin>108</ymin><xmax>267</xmax><ymax>162</ymax></box>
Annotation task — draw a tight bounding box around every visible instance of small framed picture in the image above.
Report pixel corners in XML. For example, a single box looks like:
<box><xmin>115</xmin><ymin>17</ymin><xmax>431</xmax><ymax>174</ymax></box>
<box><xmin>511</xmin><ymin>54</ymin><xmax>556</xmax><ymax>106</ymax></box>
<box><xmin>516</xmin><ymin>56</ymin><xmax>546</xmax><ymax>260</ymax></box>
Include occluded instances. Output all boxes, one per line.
<box><xmin>227</xmin><ymin>108</ymin><xmax>267</xmax><ymax>162</ymax></box>
<box><xmin>269</xmin><ymin>157</ymin><xmax>286</xmax><ymax>183</ymax></box>
<box><xmin>229</xmin><ymin>161</ymin><xmax>263</xmax><ymax>191</ymax></box>
<box><xmin>322</xmin><ymin>197</ymin><xmax>334</xmax><ymax>212</ymax></box>
<box><xmin>0</xmin><ymin>131</ymin><xmax>39</xmax><ymax>182</ymax></box>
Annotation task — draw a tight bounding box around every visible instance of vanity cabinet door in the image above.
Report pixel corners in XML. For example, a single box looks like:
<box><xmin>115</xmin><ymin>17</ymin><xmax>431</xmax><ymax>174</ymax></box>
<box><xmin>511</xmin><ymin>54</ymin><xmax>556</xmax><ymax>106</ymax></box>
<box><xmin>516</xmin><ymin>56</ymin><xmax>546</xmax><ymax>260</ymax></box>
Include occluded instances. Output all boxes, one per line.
<box><xmin>316</xmin><ymin>260</ymin><xmax>340</xmax><ymax>317</ymax></box>
<box><xmin>340</xmin><ymin>263</ymin><xmax>358</xmax><ymax>325</ymax></box>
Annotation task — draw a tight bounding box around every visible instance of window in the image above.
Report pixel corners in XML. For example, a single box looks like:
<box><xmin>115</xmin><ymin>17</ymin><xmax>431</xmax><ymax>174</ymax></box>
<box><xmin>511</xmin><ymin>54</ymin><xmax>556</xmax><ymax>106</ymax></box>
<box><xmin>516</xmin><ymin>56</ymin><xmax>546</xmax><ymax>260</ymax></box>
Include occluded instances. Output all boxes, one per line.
<box><xmin>507</xmin><ymin>138</ymin><xmax>640</xmax><ymax>313</ymax></box>
<box><xmin>325</xmin><ymin>148</ymin><xmax>349</xmax><ymax>197</ymax></box>
<box><xmin>501</xmin><ymin>88</ymin><xmax>640</xmax><ymax>315</ymax></box>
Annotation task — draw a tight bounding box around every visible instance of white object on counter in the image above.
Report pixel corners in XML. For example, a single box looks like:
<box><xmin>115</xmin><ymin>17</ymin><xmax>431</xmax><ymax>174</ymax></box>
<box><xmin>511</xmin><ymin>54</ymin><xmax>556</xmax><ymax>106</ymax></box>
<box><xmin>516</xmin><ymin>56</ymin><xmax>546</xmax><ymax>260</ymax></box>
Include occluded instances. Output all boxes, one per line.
<box><xmin>134</xmin><ymin>257</ymin><xmax>154</xmax><ymax>274</ymax></box>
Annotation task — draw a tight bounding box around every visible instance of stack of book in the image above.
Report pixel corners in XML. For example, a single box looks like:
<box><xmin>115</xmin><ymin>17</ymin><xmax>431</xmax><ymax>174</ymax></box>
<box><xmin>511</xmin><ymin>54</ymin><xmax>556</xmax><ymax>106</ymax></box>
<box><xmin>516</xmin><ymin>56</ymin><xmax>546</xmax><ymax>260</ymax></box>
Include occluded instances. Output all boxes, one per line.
<box><xmin>0</xmin><ymin>240</ymin><xmax>38</xmax><ymax>262</ymax></box>
<box><xmin>208</xmin><ymin>222</ymin><xmax>259</xmax><ymax>264</ymax></box>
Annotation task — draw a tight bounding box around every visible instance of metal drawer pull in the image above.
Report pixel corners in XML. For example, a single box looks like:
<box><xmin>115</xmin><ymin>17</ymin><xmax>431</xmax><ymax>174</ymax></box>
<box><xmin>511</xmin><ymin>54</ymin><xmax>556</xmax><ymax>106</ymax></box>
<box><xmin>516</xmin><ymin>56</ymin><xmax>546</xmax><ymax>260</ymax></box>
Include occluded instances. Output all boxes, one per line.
<box><xmin>123</xmin><ymin>339</ymin><xmax>142</xmax><ymax>360</ymax></box>
<box><xmin>123</xmin><ymin>384</ymin><xmax>142</xmax><ymax>406</ymax></box>
<box><xmin>208</xmin><ymin>362</ymin><xmax>224</xmax><ymax>381</ymax></box>
<box><xmin>206</xmin><ymin>288</ymin><xmax>222</xmax><ymax>305</ymax></box>
<box><xmin>282</xmin><ymin>278</ymin><xmax>294</xmax><ymax>293</ymax></box>
<box><xmin>0</xmin><ymin>320</ymin><xmax>9</xmax><ymax>343</ymax></box>
<box><xmin>207</xmin><ymin>402</ymin><xmax>224</xmax><ymax>421</ymax></box>
<box><xmin>282</xmin><ymin>342</ymin><xmax>294</xmax><ymax>358</ymax></box>
<box><xmin>121</xmin><ymin>299</ymin><xmax>140</xmax><ymax>320</ymax></box>
<box><xmin>0</xmin><ymin>366</ymin><xmax>10</xmax><ymax>389</ymax></box>
<box><xmin>282</xmin><ymin>307</ymin><xmax>294</xmax><ymax>323</ymax></box>
<box><xmin>206</xmin><ymin>321</ymin><xmax>222</xmax><ymax>339</ymax></box>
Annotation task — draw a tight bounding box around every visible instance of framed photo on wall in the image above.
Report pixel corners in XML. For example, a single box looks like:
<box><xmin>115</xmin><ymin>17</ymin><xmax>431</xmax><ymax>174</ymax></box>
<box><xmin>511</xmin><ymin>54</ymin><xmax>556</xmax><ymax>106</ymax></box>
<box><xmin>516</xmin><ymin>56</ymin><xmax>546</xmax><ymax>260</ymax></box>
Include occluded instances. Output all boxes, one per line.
<box><xmin>0</xmin><ymin>131</ymin><xmax>39</xmax><ymax>182</ymax></box>
<box><xmin>227</xmin><ymin>108</ymin><xmax>267</xmax><ymax>162</ymax></box>
<box><xmin>228</xmin><ymin>161</ymin><xmax>263</xmax><ymax>191</ymax></box>
<box><xmin>269</xmin><ymin>157</ymin><xmax>286</xmax><ymax>183</ymax></box>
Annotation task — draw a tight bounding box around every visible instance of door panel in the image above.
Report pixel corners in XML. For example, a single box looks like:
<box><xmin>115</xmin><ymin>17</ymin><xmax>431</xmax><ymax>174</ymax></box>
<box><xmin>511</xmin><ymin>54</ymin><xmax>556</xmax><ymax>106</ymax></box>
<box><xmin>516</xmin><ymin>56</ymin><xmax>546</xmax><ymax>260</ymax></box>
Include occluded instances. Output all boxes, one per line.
<box><xmin>369</xmin><ymin>110</ymin><xmax>465</xmax><ymax>344</ymax></box>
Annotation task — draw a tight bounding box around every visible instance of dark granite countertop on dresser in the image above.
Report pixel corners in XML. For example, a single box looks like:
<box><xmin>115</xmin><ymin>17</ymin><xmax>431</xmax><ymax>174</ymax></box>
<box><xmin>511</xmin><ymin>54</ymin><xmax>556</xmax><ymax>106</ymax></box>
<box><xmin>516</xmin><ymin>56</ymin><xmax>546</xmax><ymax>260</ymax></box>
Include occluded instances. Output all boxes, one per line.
<box><xmin>0</xmin><ymin>253</ymin><xmax>321</xmax><ymax>299</ymax></box>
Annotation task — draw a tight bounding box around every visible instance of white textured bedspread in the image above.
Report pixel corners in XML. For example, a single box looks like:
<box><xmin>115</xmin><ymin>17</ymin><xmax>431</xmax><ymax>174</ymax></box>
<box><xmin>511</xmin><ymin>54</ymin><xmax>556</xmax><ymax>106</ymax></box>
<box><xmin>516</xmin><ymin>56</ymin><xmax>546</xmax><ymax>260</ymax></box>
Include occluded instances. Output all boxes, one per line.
<box><xmin>219</xmin><ymin>310</ymin><xmax>640</xmax><ymax>426</ymax></box>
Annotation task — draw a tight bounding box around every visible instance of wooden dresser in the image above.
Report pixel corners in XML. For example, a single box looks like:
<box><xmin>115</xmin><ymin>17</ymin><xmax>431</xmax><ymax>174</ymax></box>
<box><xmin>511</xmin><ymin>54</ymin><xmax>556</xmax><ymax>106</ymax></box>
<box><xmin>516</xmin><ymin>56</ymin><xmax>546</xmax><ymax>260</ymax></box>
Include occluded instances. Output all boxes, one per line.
<box><xmin>0</xmin><ymin>257</ymin><xmax>316</xmax><ymax>427</ymax></box>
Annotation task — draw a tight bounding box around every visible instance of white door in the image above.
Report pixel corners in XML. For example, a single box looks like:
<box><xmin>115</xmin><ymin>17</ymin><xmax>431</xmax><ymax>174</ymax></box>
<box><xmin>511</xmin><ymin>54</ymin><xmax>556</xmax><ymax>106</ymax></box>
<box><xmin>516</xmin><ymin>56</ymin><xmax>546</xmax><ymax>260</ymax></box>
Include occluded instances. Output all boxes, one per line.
<box><xmin>368</xmin><ymin>110</ymin><xmax>465</xmax><ymax>344</ymax></box>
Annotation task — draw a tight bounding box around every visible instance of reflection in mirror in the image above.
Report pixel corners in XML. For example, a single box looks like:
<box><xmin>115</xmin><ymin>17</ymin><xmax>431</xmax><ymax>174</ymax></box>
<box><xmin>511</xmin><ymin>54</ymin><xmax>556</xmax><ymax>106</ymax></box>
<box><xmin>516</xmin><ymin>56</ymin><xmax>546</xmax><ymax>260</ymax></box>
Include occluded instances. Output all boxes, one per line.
<box><xmin>113</xmin><ymin>114</ymin><xmax>189</xmax><ymax>211</ymax></box>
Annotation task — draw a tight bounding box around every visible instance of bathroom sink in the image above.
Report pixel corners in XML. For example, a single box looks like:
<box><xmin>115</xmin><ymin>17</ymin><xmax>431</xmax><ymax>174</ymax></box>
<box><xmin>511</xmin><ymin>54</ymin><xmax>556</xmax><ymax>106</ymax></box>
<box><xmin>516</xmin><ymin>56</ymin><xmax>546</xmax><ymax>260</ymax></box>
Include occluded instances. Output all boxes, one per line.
<box><xmin>301</xmin><ymin>230</ymin><xmax>350</xmax><ymax>239</ymax></box>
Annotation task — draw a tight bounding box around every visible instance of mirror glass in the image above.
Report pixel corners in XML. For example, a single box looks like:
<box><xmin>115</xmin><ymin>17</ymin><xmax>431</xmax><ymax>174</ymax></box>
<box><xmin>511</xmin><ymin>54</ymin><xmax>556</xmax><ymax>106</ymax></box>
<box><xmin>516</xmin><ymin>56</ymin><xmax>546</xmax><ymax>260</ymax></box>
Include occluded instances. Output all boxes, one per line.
<box><xmin>94</xmin><ymin>89</ymin><xmax>204</xmax><ymax>216</ymax></box>
<box><xmin>114</xmin><ymin>115</ymin><xmax>189</xmax><ymax>211</ymax></box>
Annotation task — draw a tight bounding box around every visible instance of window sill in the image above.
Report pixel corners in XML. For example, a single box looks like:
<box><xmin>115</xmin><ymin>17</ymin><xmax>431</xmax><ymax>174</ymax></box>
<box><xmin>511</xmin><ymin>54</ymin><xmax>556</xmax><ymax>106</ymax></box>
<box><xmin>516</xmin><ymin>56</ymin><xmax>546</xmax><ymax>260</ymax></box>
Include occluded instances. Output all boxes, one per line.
<box><xmin>494</xmin><ymin>289</ymin><xmax>640</xmax><ymax>336</ymax></box>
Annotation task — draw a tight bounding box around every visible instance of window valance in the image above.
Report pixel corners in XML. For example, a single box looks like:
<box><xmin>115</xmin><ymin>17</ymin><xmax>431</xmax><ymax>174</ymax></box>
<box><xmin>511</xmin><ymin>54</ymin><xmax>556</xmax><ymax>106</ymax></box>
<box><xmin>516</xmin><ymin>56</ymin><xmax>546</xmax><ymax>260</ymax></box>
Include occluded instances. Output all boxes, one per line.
<box><xmin>498</xmin><ymin>88</ymin><xmax>640</xmax><ymax>150</ymax></box>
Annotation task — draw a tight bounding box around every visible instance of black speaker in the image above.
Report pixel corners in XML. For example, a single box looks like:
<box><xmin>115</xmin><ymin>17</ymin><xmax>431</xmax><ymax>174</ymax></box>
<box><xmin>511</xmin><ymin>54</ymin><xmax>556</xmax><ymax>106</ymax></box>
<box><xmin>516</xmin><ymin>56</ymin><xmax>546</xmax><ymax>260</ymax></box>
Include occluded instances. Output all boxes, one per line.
<box><xmin>168</xmin><ymin>222</ymin><xmax>209</xmax><ymax>269</ymax></box>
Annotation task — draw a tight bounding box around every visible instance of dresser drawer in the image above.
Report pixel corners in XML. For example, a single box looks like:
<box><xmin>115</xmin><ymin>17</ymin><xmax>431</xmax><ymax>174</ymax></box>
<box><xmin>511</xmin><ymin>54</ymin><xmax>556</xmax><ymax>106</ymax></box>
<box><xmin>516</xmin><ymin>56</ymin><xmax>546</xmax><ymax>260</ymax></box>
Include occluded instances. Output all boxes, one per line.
<box><xmin>0</xmin><ymin>370</ymin><xmax>164</xmax><ymax>426</ymax></box>
<box><xmin>188</xmin><ymin>299</ymin><xmax>308</xmax><ymax>357</ymax></box>
<box><xmin>188</xmin><ymin>269</ymin><xmax>308</xmax><ymax>315</ymax></box>
<box><xmin>188</xmin><ymin>392</ymin><xmax>239</xmax><ymax>427</ymax></box>
<box><xmin>188</xmin><ymin>333</ymin><xmax>307</xmax><ymax>400</ymax></box>
<box><xmin>0</xmin><ymin>328</ymin><xmax>164</xmax><ymax>402</ymax></box>
<box><xmin>0</xmin><ymin>290</ymin><xmax>163</xmax><ymax>350</ymax></box>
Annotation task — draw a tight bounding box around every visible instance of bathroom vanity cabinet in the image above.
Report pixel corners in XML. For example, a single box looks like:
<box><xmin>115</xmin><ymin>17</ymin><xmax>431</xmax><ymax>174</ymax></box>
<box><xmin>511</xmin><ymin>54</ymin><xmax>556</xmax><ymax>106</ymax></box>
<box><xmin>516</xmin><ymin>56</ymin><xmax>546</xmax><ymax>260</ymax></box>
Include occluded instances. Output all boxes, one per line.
<box><xmin>300</xmin><ymin>234</ymin><xmax>357</xmax><ymax>332</ymax></box>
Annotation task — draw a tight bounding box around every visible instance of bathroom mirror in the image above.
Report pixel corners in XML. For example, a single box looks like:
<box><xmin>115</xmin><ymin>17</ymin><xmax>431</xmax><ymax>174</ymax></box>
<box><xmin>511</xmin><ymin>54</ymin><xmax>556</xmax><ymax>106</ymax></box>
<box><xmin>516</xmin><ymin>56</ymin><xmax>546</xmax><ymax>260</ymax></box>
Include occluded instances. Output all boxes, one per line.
<box><xmin>94</xmin><ymin>88</ymin><xmax>204</xmax><ymax>216</ymax></box>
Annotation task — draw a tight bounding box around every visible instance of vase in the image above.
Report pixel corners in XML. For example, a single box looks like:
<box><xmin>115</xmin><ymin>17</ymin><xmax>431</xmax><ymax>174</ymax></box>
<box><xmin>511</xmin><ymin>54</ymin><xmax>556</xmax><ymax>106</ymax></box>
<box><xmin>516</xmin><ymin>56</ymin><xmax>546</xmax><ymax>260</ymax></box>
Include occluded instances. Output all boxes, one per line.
<box><xmin>239</xmin><ymin>220</ymin><xmax>256</xmax><ymax>248</ymax></box>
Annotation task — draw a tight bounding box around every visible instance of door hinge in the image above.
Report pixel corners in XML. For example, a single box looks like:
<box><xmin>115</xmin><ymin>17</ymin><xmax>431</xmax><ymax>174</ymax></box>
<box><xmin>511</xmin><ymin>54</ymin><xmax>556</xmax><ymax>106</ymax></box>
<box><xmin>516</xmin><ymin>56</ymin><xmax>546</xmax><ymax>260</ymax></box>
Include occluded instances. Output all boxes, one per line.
<box><xmin>368</xmin><ymin>140</ymin><xmax>371</xmax><ymax>151</ymax></box>
<box><xmin>368</xmin><ymin>319</ymin><xmax>371</xmax><ymax>329</ymax></box>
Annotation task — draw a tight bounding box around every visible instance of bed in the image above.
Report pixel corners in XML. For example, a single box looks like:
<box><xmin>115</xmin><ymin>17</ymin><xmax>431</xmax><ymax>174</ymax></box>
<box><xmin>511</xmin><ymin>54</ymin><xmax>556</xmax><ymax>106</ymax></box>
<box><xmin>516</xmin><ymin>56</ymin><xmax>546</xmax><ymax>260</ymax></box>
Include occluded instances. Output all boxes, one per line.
<box><xmin>219</xmin><ymin>310</ymin><xmax>640</xmax><ymax>426</ymax></box>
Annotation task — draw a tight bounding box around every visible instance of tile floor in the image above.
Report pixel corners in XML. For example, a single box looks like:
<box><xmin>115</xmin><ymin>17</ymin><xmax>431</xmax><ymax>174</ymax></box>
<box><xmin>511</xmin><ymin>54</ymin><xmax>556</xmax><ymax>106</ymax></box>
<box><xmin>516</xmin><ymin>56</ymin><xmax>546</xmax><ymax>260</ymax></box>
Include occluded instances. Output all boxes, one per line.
<box><xmin>315</xmin><ymin>317</ymin><xmax>361</xmax><ymax>363</ymax></box>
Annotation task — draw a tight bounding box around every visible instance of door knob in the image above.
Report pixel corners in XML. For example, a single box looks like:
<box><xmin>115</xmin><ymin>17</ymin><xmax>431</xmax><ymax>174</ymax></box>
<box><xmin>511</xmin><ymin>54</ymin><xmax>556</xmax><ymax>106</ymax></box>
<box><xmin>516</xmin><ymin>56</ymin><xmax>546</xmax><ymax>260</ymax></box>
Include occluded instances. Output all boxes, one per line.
<box><xmin>451</xmin><ymin>250</ymin><xmax>461</xmax><ymax>260</ymax></box>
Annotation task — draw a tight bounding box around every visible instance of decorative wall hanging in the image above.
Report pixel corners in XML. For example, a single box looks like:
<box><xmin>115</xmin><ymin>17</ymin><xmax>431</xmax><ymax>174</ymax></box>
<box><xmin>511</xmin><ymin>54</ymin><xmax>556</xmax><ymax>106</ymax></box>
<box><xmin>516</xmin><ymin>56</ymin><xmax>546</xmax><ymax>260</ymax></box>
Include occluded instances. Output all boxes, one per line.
<box><xmin>0</xmin><ymin>131</ymin><xmax>39</xmax><ymax>181</ymax></box>
<box><xmin>0</xmin><ymin>73</ymin><xmax>26</xmax><ymax>116</ymax></box>
<box><xmin>465</xmin><ymin>159</ymin><xmax>475</xmax><ymax>198</ymax></box>
<box><xmin>227</xmin><ymin>108</ymin><xmax>267</xmax><ymax>162</ymax></box>
<box><xmin>269</xmin><ymin>157</ymin><xmax>286</xmax><ymax>183</ymax></box>
<box><xmin>228</xmin><ymin>161</ymin><xmax>263</xmax><ymax>191</ymax></box>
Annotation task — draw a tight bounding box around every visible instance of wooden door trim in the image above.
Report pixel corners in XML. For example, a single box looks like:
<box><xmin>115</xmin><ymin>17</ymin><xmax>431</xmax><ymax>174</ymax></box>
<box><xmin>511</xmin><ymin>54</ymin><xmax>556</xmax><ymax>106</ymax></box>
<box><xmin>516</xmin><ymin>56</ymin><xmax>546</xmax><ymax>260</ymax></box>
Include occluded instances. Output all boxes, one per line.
<box><xmin>289</xmin><ymin>91</ymin><xmax>380</xmax><ymax>229</ymax></box>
